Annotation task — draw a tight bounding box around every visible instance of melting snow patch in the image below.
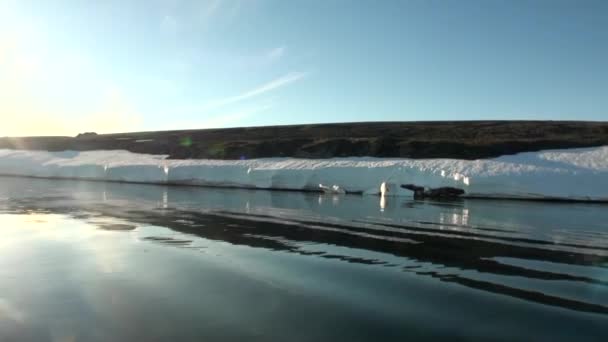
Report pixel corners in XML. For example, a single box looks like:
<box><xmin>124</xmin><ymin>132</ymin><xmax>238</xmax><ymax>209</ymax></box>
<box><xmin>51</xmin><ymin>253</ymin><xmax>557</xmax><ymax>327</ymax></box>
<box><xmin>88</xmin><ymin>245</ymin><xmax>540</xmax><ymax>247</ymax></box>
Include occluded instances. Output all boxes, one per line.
<box><xmin>0</xmin><ymin>147</ymin><xmax>607</xmax><ymax>201</ymax></box>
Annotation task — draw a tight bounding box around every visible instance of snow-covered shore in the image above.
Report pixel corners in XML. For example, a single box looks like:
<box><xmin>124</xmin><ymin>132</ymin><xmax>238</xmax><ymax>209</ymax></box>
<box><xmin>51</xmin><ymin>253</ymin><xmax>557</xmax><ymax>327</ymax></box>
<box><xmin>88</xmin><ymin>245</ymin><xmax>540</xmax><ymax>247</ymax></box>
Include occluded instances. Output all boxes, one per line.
<box><xmin>0</xmin><ymin>147</ymin><xmax>607</xmax><ymax>201</ymax></box>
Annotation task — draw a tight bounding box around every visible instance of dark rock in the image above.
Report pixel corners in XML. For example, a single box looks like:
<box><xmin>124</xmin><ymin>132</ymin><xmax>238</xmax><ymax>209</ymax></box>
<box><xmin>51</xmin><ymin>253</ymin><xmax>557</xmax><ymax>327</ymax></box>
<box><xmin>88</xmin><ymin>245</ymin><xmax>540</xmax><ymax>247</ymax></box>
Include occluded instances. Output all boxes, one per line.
<box><xmin>401</xmin><ymin>184</ymin><xmax>426</xmax><ymax>198</ymax></box>
<box><xmin>76</xmin><ymin>132</ymin><xmax>98</xmax><ymax>138</ymax></box>
<box><xmin>401</xmin><ymin>184</ymin><xmax>465</xmax><ymax>199</ymax></box>
<box><xmin>426</xmin><ymin>187</ymin><xmax>465</xmax><ymax>198</ymax></box>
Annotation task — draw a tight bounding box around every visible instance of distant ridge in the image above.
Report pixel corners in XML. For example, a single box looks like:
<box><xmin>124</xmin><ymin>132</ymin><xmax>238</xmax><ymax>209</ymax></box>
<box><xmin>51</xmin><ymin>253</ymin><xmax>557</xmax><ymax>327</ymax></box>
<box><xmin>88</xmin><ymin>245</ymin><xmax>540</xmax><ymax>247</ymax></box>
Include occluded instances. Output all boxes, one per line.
<box><xmin>2</xmin><ymin>121</ymin><xmax>608</xmax><ymax>160</ymax></box>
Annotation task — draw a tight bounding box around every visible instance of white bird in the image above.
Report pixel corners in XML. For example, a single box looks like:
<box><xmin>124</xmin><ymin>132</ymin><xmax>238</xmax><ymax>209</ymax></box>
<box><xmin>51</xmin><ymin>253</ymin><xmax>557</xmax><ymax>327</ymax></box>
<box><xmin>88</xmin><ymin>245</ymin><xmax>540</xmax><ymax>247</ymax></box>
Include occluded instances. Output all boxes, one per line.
<box><xmin>380</xmin><ymin>182</ymin><xmax>389</xmax><ymax>197</ymax></box>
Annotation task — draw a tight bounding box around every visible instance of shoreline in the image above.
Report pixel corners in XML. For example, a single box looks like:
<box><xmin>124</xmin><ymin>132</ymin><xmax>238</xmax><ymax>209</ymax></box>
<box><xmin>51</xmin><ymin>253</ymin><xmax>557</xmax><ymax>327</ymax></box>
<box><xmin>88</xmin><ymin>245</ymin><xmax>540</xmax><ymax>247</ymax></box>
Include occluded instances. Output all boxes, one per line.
<box><xmin>2</xmin><ymin>122</ymin><xmax>607</xmax><ymax>203</ymax></box>
<box><xmin>2</xmin><ymin>173</ymin><xmax>607</xmax><ymax>204</ymax></box>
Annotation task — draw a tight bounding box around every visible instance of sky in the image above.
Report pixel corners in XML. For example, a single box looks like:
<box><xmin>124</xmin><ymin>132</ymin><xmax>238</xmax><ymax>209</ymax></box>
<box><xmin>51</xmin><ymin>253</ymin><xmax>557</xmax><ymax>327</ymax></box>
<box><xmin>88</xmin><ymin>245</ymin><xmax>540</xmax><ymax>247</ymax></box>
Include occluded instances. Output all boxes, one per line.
<box><xmin>0</xmin><ymin>0</ymin><xmax>607</xmax><ymax>136</ymax></box>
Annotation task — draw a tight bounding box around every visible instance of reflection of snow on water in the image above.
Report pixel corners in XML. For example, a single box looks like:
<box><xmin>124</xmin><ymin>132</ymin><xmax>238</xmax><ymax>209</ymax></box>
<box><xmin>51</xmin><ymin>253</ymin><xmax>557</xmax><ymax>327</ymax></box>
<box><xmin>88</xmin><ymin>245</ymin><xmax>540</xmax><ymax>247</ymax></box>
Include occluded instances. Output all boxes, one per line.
<box><xmin>1</xmin><ymin>175</ymin><xmax>608</xmax><ymax>323</ymax></box>
<box><xmin>162</xmin><ymin>189</ymin><xmax>168</xmax><ymax>209</ymax></box>
<box><xmin>439</xmin><ymin>208</ymin><xmax>470</xmax><ymax>227</ymax></box>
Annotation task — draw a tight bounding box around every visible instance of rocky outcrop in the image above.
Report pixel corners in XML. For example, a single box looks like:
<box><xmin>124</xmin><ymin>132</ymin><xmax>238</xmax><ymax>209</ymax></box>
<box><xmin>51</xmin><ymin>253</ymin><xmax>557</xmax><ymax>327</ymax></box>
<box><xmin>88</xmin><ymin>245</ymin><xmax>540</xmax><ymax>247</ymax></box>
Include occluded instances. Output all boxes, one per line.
<box><xmin>401</xmin><ymin>184</ymin><xmax>465</xmax><ymax>199</ymax></box>
<box><xmin>76</xmin><ymin>132</ymin><xmax>98</xmax><ymax>138</ymax></box>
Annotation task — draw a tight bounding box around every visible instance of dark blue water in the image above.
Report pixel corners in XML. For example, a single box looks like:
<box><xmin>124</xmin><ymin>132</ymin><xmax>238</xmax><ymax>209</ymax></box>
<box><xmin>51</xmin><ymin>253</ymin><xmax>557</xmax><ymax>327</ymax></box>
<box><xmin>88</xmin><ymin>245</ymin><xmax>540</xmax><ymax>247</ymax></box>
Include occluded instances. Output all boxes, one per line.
<box><xmin>0</xmin><ymin>176</ymin><xmax>607</xmax><ymax>341</ymax></box>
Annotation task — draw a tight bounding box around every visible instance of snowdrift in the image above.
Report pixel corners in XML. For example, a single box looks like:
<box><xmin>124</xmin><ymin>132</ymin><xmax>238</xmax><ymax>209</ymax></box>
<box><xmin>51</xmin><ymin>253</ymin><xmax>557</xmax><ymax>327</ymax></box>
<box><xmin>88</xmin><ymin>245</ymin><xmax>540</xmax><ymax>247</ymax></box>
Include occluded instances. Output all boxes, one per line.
<box><xmin>0</xmin><ymin>147</ymin><xmax>607</xmax><ymax>201</ymax></box>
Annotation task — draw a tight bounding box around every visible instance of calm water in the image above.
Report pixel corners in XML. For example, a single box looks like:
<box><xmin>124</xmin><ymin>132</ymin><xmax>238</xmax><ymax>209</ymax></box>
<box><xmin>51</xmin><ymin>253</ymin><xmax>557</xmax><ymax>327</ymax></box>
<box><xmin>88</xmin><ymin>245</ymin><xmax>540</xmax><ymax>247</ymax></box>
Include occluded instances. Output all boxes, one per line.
<box><xmin>1</xmin><ymin>176</ymin><xmax>607</xmax><ymax>341</ymax></box>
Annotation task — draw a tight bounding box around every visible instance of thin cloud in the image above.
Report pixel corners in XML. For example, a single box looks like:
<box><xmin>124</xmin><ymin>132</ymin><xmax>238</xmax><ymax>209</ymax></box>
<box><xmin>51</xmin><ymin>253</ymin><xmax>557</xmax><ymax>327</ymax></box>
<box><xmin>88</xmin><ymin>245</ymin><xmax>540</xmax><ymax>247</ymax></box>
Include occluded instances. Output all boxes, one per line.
<box><xmin>181</xmin><ymin>71</ymin><xmax>307</xmax><ymax>114</ymax></box>
<box><xmin>266</xmin><ymin>46</ymin><xmax>286</xmax><ymax>62</ymax></box>
<box><xmin>230</xmin><ymin>46</ymin><xmax>288</xmax><ymax>71</ymax></box>
<box><xmin>232</xmin><ymin>71</ymin><xmax>305</xmax><ymax>102</ymax></box>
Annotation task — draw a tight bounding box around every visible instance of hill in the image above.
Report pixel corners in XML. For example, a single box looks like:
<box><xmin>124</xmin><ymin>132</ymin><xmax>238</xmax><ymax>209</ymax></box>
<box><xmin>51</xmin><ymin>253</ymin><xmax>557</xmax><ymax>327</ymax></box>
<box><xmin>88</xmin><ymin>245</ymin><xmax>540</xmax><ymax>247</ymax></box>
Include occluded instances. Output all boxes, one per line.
<box><xmin>1</xmin><ymin>121</ymin><xmax>607</xmax><ymax>160</ymax></box>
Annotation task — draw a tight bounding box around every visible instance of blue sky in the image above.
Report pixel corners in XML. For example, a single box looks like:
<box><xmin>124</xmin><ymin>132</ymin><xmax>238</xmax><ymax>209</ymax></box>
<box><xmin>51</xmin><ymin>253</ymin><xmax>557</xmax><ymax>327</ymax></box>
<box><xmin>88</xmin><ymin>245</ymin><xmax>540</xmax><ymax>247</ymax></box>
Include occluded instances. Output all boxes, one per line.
<box><xmin>1</xmin><ymin>0</ymin><xmax>606</xmax><ymax>136</ymax></box>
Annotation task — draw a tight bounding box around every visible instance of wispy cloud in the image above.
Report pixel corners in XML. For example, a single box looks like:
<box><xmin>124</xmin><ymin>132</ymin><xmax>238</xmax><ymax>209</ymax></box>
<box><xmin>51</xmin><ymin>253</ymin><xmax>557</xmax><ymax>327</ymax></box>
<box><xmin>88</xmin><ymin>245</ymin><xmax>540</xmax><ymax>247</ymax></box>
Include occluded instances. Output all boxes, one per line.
<box><xmin>227</xmin><ymin>71</ymin><xmax>305</xmax><ymax>103</ymax></box>
<box><xmin>179</xmin><ymin>71</ymin><xmax>307</xmax><ymax>114</ymax></box>
<box><xmin>266</xmin><ymin>46</ymin><xmax>286</xmax><ymax>62</ymax></box>
<box><xmin>229</xmin><ymin>46</ymin><xmax>289</xmax><ymax>71</ymax></box>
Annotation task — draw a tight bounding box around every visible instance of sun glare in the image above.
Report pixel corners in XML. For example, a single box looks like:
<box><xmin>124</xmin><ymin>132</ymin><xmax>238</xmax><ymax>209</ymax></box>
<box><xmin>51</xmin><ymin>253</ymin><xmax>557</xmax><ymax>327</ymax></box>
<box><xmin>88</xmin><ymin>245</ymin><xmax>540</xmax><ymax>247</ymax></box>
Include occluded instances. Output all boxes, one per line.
<box><xmin>0</xmin><ymin>8</ymin><xmax>140</xmax><ymax>137</ymax></box>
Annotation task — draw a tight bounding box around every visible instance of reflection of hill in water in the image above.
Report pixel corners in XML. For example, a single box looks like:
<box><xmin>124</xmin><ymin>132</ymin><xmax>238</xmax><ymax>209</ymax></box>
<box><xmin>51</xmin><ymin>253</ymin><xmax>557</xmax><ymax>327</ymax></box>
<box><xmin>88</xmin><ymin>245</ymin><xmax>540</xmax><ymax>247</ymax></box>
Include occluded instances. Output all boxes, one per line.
<box><xmin>1</xmin><ymin>176</ymin><xmax>608</xmax><ymax>316</ymax></box>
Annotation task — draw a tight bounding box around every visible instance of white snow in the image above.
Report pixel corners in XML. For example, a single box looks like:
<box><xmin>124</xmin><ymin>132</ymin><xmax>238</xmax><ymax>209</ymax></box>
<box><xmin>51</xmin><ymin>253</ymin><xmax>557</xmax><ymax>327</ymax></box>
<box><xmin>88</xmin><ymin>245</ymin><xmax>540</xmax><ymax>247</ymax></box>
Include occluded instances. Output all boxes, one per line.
<box><xmin>0</xmin><ymin>146</ymin><xmax>607</xmax><ymax>201</ymax></box>
<box><xmin>319</xmin><ymin>184</ymin><xmax>346</xmax><ymax>194</ymax></box>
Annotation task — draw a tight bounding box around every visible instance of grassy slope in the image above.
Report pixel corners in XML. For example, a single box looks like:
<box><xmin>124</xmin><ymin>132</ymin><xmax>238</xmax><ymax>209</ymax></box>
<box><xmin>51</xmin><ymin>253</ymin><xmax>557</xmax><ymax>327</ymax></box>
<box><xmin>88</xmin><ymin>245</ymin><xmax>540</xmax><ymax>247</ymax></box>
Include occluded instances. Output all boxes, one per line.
<box><xmin>1</xmin><ymin>121</ymin><xmax>607</xmax><ymax>160</ymax></box>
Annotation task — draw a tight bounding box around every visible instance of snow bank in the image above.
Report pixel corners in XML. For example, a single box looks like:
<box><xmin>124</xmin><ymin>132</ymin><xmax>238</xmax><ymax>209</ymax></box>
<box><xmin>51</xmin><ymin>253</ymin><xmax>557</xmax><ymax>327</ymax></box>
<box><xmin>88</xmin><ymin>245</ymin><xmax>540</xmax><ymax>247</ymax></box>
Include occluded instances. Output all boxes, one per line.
<box><xmin>0</xmin><ymin>147</ymin><xmax>607</xmax><ymax>201</ymax></box>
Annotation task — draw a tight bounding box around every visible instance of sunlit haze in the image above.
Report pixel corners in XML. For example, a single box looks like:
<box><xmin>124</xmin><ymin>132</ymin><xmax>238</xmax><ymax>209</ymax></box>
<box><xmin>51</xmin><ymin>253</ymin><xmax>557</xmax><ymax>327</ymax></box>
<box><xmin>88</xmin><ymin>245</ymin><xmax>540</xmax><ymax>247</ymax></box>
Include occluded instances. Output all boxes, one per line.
<box><xmin>1</xmin><ymin>0</ymin><xmax>606</xmax><ymax>136</ymax></box>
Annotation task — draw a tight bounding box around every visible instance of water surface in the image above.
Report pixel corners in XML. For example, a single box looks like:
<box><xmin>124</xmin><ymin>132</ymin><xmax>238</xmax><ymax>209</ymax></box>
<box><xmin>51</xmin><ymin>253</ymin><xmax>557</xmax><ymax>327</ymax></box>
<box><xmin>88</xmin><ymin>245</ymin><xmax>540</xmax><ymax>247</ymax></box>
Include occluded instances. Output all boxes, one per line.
<box><xmin>1</xmin><ymin>176</ymin><xmax>607</xmax><ymax>341</ymax></box>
